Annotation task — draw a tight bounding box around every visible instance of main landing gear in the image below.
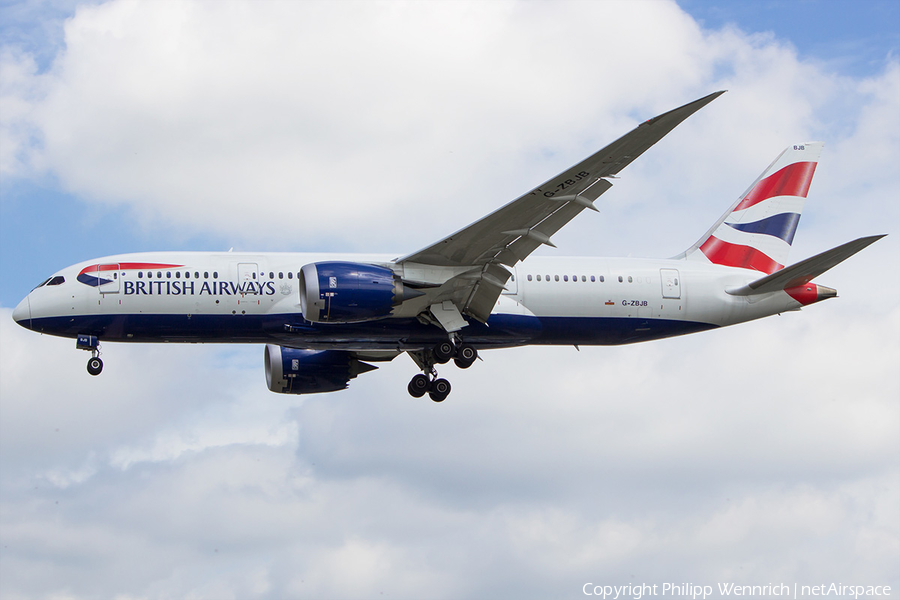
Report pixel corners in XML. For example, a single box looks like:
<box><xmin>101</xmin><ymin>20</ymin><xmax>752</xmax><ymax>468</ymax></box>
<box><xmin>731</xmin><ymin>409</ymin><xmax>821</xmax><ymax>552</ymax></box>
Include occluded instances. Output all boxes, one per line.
<box><xmin>77</xmin><ymin>334</ymin><xmax>103</xmax><ymax>376</ymax></box>
<box><xmin>407</xmin><ymin>339</ymin><xmax>478</xmax><ymax>402</ymax></box>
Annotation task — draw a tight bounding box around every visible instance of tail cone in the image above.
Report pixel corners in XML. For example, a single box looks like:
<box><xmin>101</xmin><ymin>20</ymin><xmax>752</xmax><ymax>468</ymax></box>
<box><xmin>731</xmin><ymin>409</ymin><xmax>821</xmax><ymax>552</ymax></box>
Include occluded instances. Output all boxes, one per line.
<box><xmin>816</xmin><ymin>285</ymin><xmax>837</xmax><ymax>301</ymax></box>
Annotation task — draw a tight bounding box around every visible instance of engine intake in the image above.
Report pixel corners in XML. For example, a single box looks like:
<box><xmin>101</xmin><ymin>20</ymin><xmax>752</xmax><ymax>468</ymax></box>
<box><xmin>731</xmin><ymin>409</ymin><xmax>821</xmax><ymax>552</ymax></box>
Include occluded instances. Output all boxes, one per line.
<box><xmin>264</xmin><ymin>345</ymin><xmax>377</xmax><ymax>394</ymax></box>
<box><xmin>299</xmin><ymin>262</ymin><xmax>422</xmax><ymax>323</ymax></box>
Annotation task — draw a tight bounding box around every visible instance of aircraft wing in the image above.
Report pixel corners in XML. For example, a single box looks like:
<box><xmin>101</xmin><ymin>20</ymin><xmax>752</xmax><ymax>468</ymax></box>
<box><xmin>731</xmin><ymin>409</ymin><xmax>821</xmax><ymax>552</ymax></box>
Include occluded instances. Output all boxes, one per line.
<box><xmin>396</xmin><ymin>91</ymin><xmax>726</xmax><ymax>324</ymax></box>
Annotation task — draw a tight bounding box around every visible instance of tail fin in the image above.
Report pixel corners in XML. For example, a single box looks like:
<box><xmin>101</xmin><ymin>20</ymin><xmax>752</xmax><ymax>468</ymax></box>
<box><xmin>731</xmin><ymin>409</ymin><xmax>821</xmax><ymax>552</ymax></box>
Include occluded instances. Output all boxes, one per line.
<box><xmin>681</xmin><ymin>142</ymin><xmax>824</xmax><ymax>273</ymax></box>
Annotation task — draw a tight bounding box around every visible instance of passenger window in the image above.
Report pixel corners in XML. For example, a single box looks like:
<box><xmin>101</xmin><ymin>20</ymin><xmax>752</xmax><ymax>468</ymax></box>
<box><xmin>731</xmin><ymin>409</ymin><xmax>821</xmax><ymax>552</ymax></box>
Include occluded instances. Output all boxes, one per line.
<box><xmin>195</xmin><ymin>272</ymin><xmax>199</xmax><ymax>279</ymax></box>
<box><xmin>204</xmin><ymin>272</ymin><xmax>209</xmax><ymax>279</ymax></box>
<box><xmin>536</xmin><ymin>275</ymin><xmax>541</xmax><ymax>281</ymax></box>
<box><xmin>618</xmin><ymin>276</ymin><xmax>623</xmax><ymax>283</ymax></box>
<box><xmin>279</xmin><ymin>272</ymin><xmax>283</xmax><ymax>279</ymax></box>
<box><xmin>176</xmin><ymin>272</ymin><xmax>181</xmax><ymax>278</ymax></box>
<box><xmin>554</xmin><ymin>275</ymin><xmax>559</xmax><ymax>282</ymax></box>
<box><xmin>269</xmin><ymin>272</ymin><xmax>274</xmax><ymax>279</ymax></box>
<box><xmin>628</xmin><ymin>276</ymin><xmax>633</xmax><ymax>283</ymax></box>
<box><xmin>138</xmin><ymin>272</ymin><xmax>143</xmax><ymax>278</ymax></box>
<box><xmin>157</xmin><ymin>272</ymin><xmax>162</xmax><ymax>278</ymax></box>
<box><xmin>590</xmin><ymin>275</ymin><xmax>595</xmax><ymax>282</ymax></box>
<box><xmin>213</xmin><ymin>272</ymin><xmax>218</xmax><ymax>279</ymax></box>
<box><xmin>600</xmin><ymin>275</ymin><xmax>605</xmax><ymax>282</ymax></box>
<box><xmin>288</xmin><ymin>272</ymin><xmax>293</xmax><ymax>279</ymax></box>
<box><xmin>511</xmin><ymin>275</ymin><xmax>515</xmax><ymax>282</ymax></box>
<box><xmin>527</xmin><ymin>274</ymin><xmax>533</xmax><ymax>281</ymax></box>
<box><xmin>581</xmin><ymin>275</ymin><xmax>586</xmax><ymax>282</ymax></box>
<box><xmin>563</xmin><ymin>275</ymin><xmax>568</xmax><ymax>282</ymax></box>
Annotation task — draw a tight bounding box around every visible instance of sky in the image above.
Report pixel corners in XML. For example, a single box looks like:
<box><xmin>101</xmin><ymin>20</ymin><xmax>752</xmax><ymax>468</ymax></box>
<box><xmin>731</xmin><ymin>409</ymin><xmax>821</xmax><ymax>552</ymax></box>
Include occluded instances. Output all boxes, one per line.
<box><xmin>0</xmin><ymin>1</ymin><xmax>898</xmax><ymax>598</ymax></box>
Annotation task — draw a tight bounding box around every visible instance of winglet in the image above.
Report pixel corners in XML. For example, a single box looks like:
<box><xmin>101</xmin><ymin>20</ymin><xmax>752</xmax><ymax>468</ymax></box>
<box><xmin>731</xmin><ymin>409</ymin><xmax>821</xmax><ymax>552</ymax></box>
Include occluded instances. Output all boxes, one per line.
<box><xmin>640</xmin><ymin>90</ymin><xmax>726</xmax><ymax>129</ymax></box>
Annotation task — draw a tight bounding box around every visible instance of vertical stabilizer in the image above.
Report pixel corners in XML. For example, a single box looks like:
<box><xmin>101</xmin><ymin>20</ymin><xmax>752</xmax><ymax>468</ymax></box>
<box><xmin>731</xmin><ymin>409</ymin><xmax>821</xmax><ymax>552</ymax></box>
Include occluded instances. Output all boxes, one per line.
<box><xmin>681</xmin><ymin>142</ymin><xmax>823</xmax><ymax>274</ymax></box>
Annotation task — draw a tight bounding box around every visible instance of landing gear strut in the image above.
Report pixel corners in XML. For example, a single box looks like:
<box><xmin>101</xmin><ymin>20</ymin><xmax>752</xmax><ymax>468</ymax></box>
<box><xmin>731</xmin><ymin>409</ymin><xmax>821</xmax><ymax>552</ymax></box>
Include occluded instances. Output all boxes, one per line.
<box><xmin>407</xmin><ymin>339</ymin><xmax>478</xmax><ymax>402</ymax></box>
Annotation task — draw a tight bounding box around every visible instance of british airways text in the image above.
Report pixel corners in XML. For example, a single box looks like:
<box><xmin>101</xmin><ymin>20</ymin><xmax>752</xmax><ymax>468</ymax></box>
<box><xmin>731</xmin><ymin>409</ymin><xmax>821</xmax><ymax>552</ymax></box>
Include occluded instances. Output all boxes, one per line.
<box><xmin>123</xmin><ymin>281</ymin><xmax>277</xmax><ymax>296</ymax></box>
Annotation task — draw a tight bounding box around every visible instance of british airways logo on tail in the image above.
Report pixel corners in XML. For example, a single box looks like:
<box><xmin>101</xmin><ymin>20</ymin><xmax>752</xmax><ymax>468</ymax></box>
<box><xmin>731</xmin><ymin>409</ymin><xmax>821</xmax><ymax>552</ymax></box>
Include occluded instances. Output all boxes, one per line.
<box><xmin>694</xmin><ymin>144</ymin><xmax>822</xmax><ymax>274</ymax></box>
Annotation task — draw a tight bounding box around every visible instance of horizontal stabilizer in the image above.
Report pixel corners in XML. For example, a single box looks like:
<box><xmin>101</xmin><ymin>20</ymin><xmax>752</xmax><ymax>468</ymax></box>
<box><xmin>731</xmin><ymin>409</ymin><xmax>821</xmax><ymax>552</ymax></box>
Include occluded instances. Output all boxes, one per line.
<box><xmin>726</xmin><ymin>234</ymin><xmax>886</xmax><ymax>296</ymax></box>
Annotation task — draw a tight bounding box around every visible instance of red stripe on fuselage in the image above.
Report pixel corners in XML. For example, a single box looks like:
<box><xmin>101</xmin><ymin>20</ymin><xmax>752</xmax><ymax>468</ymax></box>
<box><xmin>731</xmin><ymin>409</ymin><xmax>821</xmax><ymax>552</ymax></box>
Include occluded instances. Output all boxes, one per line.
<box><xmin>734</xmin><ymin>161</ymin><xmax>817</xmax><ymax>211</ymax></box>
<box><xmin>79</xmin><ymin>262</ymin><xmax>184</xmax><ymax>276</ymax></box>
<box><xmin>699</xmin><ymin>236</ymin><xmax>783</xmax><ymax>274</ymax></box>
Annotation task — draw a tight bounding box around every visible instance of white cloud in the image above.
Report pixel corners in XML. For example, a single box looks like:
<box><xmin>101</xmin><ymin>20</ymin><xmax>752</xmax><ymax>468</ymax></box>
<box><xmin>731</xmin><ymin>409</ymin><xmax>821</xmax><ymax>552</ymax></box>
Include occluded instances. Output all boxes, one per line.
<box><xmin>1</xmin><ymin>1</ymin><xmax>898</xmax><ymax>598</ymax></box>
<box><xmin>0</xmin><ymin>0</ymin><xmax>793</xmax><ymax>249</ymax></box>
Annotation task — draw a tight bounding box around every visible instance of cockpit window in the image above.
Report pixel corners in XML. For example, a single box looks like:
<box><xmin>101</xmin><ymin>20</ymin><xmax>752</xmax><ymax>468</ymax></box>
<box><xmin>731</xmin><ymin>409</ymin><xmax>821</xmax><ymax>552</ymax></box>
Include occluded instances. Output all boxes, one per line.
<box><xmin>32</xmin><ymin>275</ymin><xmax>64</xmax><ymax>290</ymax></box>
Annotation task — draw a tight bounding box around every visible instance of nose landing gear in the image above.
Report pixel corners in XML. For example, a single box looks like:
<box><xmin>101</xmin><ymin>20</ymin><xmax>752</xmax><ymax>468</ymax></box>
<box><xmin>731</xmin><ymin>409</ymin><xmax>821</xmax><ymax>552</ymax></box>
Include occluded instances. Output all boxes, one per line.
<box><xmin>407</xmin><ymin>340</ymin><xmax>478</xmax><ymax>402</ymax></box>
<box><xmin>87</xmin><ymin>355</ymin><xmax>104</xmax><ymax>376</ymax></box>
<box><xmin>77</xmin><ymin>334</ymin><xmax>103</xmax><ymax>376</ymax></box>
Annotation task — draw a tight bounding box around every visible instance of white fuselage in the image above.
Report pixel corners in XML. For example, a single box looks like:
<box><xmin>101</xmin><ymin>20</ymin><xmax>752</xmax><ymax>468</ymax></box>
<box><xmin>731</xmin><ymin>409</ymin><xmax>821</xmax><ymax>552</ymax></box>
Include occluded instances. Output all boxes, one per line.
<box><xmin>14</xmin><ymin>251</ymin><xmax>806</xmax><ymax>350</ymax></box>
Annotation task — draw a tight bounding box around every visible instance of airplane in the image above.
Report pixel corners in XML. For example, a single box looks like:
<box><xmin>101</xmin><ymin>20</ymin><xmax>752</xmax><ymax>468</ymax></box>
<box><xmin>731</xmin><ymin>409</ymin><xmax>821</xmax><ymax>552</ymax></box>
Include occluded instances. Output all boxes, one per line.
<box><xmin>11</xmin><ymin>91</ymin><xmax>884</xmax><ymax>402</ymax></box>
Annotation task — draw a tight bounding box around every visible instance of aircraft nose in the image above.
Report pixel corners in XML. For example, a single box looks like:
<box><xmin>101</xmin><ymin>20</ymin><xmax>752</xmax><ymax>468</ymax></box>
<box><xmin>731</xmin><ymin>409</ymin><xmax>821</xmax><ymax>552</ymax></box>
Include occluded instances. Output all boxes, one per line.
<box><xmin>12</xmin><ymin>295</ymin><xmax>32</xmax><ymax>329</ymax></box>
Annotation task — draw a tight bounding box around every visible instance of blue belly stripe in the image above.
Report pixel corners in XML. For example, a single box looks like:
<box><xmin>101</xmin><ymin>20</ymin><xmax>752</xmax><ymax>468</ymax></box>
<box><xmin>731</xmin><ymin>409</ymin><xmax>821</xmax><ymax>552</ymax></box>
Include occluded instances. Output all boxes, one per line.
<box><xmin>25</xmin><ymin>312</ymin><xmax>718</xmax><ymax>349</ymax></box>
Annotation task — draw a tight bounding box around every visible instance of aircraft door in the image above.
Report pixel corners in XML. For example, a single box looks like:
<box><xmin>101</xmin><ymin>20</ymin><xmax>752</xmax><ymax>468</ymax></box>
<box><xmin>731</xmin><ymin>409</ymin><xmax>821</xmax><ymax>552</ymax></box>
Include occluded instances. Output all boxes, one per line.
<box><xmin>236</xmin><ymin>262</ymin><xmax>261</xmax><ymax>303</ymax></box>
<box><xmin>660</xmin><ymin>268</ymin><xmax>681</xmax><ymax>299</ymax></box>
<box><xmin>97</xmin><ymin>264</ymin><xmax>120</xmax><ymax>294</ymax></box>
<box><xmin>238</xmin><ymin>263</ymin><xmax>258</xmax><ymax>285</ymax></box>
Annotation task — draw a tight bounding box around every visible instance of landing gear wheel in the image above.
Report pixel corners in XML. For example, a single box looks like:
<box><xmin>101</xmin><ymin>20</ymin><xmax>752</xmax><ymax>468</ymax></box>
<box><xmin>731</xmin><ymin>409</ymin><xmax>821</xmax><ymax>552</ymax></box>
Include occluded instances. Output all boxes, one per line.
<box><xmin>407</xmin><ymin>373</ymin><xmax>430</xmax><ymax>398</ymax></box>
<box><xmin>87</xmin><ymin>357</ymin><xmax>103</xmax><ymax>376</ymax></box>
<box><xmin>454</xmin><ymin>357</ymin><xmax>474</xmax><ymax>369</ymax></box>
<box><xmin>433</xmin><ymin>341</ymin><xmax>455</xmax><ymax>364</ymax></box>
<box><xmin>428</xmin><ymin>378</ymin><xmax>451</xmax><ymax>402</ymax></box>
<box><xmin>454</xmin><ymin>344</ymin><xmax>477</xmax><ymax>369</ymax></box>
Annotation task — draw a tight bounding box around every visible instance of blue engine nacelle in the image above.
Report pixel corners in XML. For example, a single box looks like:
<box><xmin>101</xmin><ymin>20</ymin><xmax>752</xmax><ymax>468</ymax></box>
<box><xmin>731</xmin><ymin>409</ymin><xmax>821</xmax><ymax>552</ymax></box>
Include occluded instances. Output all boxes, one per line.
<box><xmin>264</xmin><ymin>345</ymin><xmax>377</xmax><ymax>394</ymax></box>
<box><xmin>299</xmin><ymin>261</ymin><xmax>422</xmax><ymax>323</ymax></box>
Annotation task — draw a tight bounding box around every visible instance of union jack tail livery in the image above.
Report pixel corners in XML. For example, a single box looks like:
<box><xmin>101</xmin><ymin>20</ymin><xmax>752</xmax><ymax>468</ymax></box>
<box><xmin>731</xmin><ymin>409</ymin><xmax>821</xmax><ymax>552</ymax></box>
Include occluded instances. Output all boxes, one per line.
<box><xmin>683</xmin><ymin>142</ymin><xmax>823</xmax><ymax>274</ymax></box>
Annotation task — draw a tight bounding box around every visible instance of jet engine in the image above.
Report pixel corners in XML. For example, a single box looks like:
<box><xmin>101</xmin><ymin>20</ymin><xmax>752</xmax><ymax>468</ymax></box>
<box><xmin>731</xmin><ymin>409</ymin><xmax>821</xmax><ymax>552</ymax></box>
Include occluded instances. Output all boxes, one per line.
<box><xmin>299</xmin><ymin>262</ymin><xmax>422</xmax><ymax>323</ymax></box>
<box><xmin>264</xmin><ymin>345</ymin><xmax>377</xmax><ymax>394</ymax></box>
